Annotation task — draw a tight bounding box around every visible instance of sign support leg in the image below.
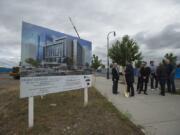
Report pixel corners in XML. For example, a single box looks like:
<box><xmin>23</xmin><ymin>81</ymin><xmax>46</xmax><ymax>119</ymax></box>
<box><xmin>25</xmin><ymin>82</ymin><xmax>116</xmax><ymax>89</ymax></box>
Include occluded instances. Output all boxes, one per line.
<box><xmin>84</xmin><ymin>87</ymin><xmax>88</xmax><ymax>106</ymax></box>
<box><xmin>28</xmin><ymin>96</ymin><xmax>34</xmax><ymax>128</ymax></box>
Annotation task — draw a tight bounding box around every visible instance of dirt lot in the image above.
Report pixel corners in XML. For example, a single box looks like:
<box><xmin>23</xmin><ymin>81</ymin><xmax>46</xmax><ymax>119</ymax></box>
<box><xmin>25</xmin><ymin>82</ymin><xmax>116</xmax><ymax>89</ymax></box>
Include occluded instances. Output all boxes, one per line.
<box><xmin>0</xmin><ymin>74</ymin><xmax>144</xmax><ymax>135</ymax></box>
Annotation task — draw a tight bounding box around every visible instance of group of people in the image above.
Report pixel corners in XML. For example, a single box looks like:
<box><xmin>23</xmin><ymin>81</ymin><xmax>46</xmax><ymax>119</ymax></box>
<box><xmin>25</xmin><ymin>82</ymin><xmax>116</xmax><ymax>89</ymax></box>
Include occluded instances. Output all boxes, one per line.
<box><xmin>111</xmin><ymin>59</ymin><xmax>176</xmax><ymax>97</ymax></box>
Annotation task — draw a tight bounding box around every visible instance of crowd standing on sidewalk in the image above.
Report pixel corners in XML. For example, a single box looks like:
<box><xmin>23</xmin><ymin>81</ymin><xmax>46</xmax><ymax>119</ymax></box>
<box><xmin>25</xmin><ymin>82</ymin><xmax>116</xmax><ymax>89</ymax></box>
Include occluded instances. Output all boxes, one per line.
<box><xmin>111</xmin><ymin>58</ymin><xmax>177</xmax><ymax>97</ymax></box>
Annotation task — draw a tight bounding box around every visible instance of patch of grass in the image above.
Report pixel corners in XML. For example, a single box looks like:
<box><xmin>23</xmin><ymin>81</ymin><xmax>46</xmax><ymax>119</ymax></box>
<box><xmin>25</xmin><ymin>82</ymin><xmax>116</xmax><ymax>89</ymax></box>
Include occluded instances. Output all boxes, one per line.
<box><xmin>0</xmin><ymin>79</ymin><xmax>144</xmax><ymax>135</ymax></box>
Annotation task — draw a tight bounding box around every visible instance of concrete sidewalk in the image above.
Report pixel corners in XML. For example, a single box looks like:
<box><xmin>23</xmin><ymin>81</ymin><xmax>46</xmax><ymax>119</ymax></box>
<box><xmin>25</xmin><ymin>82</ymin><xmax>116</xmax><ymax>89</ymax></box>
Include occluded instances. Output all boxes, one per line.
<box><xmin>93</xmin><ymin>76</ymin><xmax>180</xmax><ymax>135</ymax></box>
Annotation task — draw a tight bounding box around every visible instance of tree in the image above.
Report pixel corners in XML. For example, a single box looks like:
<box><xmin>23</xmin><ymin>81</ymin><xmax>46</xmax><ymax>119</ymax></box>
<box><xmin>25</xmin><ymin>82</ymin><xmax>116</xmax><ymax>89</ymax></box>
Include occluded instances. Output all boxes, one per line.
<box><xmin>101</xmin><ymin>64</ymin><xmax>105</xmax><ymax>69</ymax></box>
<box><xmin>91</xmin><ymin>54</ymin><xmax>102</xmax><ymax>70</ymax></box>
<box><xmin>65</xmin><ymin>57</ymin><xmax>73</xmax><ymax>65</ymax></box>
<box><xmin>91</xmin><ymin>54</ymin><xmax>102</xmax><ymax>82</ymax></box>
<box><xmin>25</xmin><ymin>58</ymin><xmax>40</xmax><ymax>67</ymax></box>
<box><xmin>135</xmin><ymin>60</ymin><xmax>142</xmax><ymax>68</ymax></box>
<box><xmin>108</xmin><ymin>35</ymin><xmax>142</xmax><ymax>67</ymax></box>
<box><xmin>85</xmin><ymin>62</ymin><xmax>90</xmax><ymax>69</ymax></box>
<box><xmin>164</xmin><ymin>53</ymin><xmax>177</xmax><ymax>64</ymax></box>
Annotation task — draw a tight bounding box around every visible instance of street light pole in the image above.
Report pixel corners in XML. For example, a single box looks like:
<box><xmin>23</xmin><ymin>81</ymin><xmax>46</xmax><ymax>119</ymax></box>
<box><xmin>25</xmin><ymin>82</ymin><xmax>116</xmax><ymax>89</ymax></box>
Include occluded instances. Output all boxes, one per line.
<box><xmin>107</xmin><ymin>31</ymin><xmax>116</xmax><ymax>79</ymax></box>
<box><xmin>107</xmin><ymin>36</ymin><xmax>109</xmax><ymax>79</ymax></box>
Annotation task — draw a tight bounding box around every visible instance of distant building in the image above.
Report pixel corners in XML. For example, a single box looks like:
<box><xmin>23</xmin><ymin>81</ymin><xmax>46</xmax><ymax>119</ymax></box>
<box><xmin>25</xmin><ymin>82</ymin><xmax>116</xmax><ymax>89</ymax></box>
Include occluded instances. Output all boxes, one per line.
<box><xmin>43</xmin><ymin>36</ymin><xmax>83</xmax><ymax>69</ymax></box>
<box><xmin>73</xmin><ymin>39</ymin><xmax>83</xmax><ymax>68</ymax></box>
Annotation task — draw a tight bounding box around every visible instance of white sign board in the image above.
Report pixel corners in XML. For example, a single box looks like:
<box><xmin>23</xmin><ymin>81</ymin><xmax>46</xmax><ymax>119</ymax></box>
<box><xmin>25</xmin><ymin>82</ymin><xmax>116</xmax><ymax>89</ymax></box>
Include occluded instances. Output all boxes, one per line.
<box><xmin>20</xmin><ymin>75</ymin><xmax>92</xmax><ymax>98</ymax></box>
<box><xmin>21</xmin><ymin>22</ymin><xmax>92</xmax><ymax>128</ymax></box>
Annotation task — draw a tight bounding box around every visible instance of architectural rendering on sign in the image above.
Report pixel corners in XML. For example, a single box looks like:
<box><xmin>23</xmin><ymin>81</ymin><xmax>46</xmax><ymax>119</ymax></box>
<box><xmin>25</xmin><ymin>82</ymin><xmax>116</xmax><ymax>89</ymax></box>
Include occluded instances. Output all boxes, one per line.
<box><xmin>21</xmin><ymin>22</ymin><xmax>92</xmax><ymax>77</ymax></box>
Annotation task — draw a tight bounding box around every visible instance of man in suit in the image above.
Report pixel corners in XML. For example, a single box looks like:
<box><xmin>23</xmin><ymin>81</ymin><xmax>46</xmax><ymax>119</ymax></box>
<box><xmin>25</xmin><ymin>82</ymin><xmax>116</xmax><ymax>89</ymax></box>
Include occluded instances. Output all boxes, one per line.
<box><xmin>165</xmin><ymin>59</ymin><xmax>176</xmax><ymax>93</ymax></box>
<box><xmin>125</xmin><ymin>62</ymin><xmax>135</xmax><ymax>97</ymax></box>
<box><xmin>139</xmin><ymin>62</ymin><xmax>151</xmax><ymax>95</ymax></box>
<box><xmin>150</xmin><ymin>61</ymin><xmax>158</xmax><ymax>90</ymax></box>
<box><xmin>136</xmin><ymin>64</ymin><xmax>142</xmax><ymax>92</ymax></box>
<box><xmin>112</xmin><ymin>63</ymin><xmax>119</xmax><ymax>94</ymax></box>
<box><xmin>156</xmin><ymin>62</ymin><xmax>167</xmax><ymax>96</ymax></box>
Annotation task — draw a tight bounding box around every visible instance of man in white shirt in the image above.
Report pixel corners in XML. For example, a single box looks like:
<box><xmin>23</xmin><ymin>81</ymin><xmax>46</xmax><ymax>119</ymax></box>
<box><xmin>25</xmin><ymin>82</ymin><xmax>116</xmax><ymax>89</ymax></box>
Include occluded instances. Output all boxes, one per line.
<box><xmin>149</xmin><ymin>61</ymin><xmax>158</xmax><ymax>90</ymax></box>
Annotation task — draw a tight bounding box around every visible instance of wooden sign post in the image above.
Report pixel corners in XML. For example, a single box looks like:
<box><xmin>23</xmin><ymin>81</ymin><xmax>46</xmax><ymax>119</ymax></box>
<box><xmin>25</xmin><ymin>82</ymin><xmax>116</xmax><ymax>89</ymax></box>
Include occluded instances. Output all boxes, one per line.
<box><xmin>84</xmin><ymin>87</ymin><xmax>88</xmax><ymax>106</ymax></box>
<box><xmin>28</xmin><ymin>97</ymin><xmax>34</xmax><ymax>128</ymax></box>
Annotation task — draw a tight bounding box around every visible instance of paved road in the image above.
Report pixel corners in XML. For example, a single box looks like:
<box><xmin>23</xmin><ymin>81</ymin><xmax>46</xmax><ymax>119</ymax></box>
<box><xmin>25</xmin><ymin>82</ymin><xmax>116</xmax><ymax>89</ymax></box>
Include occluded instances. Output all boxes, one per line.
<box><xmin>0</xmin><ymin>73</ymin><xmax>13</xmax><ymax>85</ymax></box>
<box><xmin>0</xmin><ymin>73</ymin><xmax>12</xmax><ymax>79</ymax></box>
<box><xmin>93</xmin><ymin>76</ymin><xmax>180</xmax><ymax>135</ymax></box>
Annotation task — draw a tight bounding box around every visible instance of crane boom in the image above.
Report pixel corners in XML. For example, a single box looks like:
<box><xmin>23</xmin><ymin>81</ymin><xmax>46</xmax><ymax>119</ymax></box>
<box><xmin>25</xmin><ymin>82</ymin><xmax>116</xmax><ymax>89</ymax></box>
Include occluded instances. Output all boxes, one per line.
<box><xmin>69</xmin><ymin>17</ymin><xmax>80</xmax><ymax>39</ymax></box>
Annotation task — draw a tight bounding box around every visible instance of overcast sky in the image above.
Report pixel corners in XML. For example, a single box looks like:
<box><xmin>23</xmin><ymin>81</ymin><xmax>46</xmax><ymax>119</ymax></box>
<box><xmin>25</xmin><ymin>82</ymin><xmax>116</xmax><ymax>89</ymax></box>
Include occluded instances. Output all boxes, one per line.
<box><xmin>0</xmin><ymin>0</ymin><xmax>180</xmax><ymax>67</ymax></box>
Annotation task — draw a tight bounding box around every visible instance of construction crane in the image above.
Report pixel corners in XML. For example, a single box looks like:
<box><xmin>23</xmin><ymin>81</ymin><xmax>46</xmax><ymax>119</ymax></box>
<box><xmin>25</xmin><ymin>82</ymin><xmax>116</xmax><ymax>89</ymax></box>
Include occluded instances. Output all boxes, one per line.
<box><xmin>69</xmin><ymin>17</ymin><xmax>81</xmax><ymax>39</ymax></box>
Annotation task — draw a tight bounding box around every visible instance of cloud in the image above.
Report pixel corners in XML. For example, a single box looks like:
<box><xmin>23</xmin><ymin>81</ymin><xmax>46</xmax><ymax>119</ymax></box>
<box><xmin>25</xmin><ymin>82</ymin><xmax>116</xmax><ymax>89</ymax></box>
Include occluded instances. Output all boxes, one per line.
<box><xmin>0</xmin><ymin>0</ymin><xmax>180</xmax><ymax>67</ymax></box>
<box><xmin>134</xmin><ymin>23</ymin><xmax>180</xmax><ymax>50</ymax></box>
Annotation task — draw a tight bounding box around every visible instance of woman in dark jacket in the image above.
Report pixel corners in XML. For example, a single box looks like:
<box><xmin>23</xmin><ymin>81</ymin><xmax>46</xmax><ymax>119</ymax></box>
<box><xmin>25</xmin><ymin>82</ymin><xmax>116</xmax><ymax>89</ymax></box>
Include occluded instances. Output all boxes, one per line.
<box><xmin>125</xmin><ymin>63</ymin><xmax>135</xmax><ymax>97</ymax></box>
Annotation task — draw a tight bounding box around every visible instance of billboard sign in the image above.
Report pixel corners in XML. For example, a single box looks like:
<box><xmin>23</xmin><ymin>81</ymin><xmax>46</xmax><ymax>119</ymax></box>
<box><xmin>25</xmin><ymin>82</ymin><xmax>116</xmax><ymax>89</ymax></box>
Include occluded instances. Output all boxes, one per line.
<box><xmin>20</xmin><ymin>22</ymin><xmax>92</xmax><ymax>98</ymax></box>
